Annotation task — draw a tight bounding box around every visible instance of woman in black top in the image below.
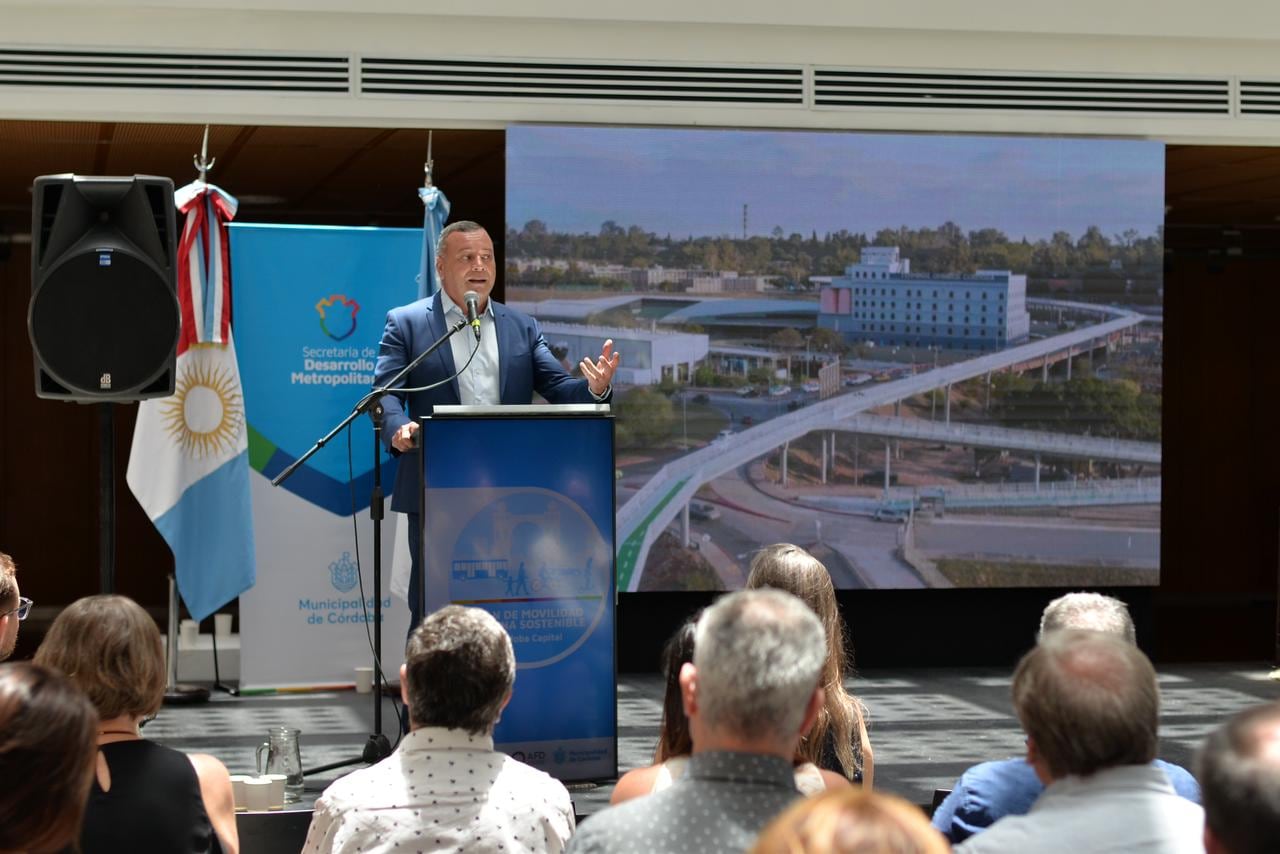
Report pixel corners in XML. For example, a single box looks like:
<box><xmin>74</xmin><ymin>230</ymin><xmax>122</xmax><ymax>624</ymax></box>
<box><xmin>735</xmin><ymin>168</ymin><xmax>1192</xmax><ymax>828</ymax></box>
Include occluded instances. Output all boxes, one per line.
<box><xmin>35</xmin><ymin>595</ymin><xmax>238</xmax><ymax>853</ymax></box>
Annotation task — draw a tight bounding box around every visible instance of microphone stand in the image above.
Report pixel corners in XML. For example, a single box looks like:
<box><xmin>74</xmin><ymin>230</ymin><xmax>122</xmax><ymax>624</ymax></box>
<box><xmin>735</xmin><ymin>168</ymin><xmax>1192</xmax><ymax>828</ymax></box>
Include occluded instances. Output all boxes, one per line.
<box><xmin>273</xmin><ymin>316</ymin><xmax>470</xmax><ymax>775</ymax></box>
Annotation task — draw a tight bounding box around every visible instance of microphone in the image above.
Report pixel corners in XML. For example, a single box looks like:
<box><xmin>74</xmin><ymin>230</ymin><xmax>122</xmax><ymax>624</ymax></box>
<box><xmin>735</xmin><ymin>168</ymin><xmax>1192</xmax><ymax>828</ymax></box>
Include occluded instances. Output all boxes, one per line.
<box><xmin>463</xmin><ymin>291</ymin><xmax>482</xmax><ymax>341</ymax></box>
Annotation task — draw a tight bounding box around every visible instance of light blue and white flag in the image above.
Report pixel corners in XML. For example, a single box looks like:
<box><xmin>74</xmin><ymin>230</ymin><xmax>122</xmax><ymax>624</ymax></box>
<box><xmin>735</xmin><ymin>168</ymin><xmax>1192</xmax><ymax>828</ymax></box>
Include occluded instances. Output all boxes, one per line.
<box><xmin>126</xmin><ymin>181</ymin><xmax>255</xmax><ymax>621</ymax></box>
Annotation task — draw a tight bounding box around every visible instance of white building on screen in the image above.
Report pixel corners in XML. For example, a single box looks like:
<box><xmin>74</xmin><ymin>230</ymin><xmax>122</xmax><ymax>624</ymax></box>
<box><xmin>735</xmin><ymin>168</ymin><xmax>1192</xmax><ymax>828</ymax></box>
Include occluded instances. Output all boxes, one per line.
<box><xmin>818</xmin><ymin>246</ymin><xmax>1031</xmax><ymax>351</ymax></box>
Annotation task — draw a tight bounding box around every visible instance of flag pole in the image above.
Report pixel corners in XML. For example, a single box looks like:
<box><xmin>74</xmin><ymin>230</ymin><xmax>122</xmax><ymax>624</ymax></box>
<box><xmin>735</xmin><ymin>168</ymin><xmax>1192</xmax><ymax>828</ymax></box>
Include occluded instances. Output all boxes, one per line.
<box><xmin>194</xmin><ymin>125</ymin><xmax>215</xmax><ymax>182</ymax></box>
<box><xmin>423</xmin><ymin>130</ymin><xmax>433</xmax><ymax>188</ymax></box>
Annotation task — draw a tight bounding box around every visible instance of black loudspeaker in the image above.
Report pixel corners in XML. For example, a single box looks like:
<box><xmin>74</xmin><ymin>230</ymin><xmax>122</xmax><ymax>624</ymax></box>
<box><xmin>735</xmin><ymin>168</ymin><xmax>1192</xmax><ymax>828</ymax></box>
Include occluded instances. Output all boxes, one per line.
<box><xmin>28</xmin><ymin>174</ymin><xmax>179</xmax><ymax>401</ymax></box>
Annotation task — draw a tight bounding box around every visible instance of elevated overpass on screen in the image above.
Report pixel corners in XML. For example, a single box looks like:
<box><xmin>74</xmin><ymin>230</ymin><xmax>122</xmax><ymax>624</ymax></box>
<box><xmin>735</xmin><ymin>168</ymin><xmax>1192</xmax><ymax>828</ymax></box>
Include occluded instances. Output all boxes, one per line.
<box><xmin>615</xmin><ymin>299</ymin><xmax>1156</xmax><ymax>591</ymax></box>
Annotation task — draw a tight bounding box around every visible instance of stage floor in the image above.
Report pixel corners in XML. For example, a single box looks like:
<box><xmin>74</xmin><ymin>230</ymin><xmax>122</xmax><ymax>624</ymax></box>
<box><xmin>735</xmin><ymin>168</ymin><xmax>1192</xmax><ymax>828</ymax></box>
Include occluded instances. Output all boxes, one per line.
<box><xmin>147</xmin><ymin>662</ymin><xmax>1280</xmax><ymax>823</ymax></box>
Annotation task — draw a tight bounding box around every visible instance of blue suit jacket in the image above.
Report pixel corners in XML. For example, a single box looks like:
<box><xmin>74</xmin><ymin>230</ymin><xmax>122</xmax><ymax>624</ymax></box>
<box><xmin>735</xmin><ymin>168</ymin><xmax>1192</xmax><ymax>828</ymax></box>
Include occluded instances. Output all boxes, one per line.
<box><xmin>372</xmin><ymin>292</ymin><xmax>607</xmax><ymax>512</ymax></box>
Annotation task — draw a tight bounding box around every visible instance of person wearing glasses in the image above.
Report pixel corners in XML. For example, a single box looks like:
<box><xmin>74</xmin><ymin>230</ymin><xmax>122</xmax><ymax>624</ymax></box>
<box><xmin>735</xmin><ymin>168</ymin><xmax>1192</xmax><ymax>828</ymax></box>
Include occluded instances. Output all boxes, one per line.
<box><xmin>0</xmin><ymin>551</ymin><xmax>29</xmax><ymax>661</ymax></box>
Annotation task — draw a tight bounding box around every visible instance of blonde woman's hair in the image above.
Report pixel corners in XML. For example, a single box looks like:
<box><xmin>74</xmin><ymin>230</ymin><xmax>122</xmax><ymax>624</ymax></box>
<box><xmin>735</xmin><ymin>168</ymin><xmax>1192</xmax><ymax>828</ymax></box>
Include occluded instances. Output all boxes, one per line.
<box><xmin>752</xmin><ymin>788</ymin><xmax>949</xmax><ymax>854</ymax></box>
<box><xmin>747</xmin><ymin>543</ymin><xmax>867</xmax><ymax>780</ymax></box>
<box><xmin>35</xmin><ymin>595</ymin><xmax>167</xmax><ymax>720</ymax></box>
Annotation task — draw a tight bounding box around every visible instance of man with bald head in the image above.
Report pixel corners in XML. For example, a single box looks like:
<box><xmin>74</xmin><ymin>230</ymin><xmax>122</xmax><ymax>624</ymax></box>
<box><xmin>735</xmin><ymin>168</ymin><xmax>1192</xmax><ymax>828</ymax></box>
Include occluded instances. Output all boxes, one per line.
<box><xmin>954</xmin><ymin>631</ymin><xmax>1203</xmax><ymax>853</ymax></box>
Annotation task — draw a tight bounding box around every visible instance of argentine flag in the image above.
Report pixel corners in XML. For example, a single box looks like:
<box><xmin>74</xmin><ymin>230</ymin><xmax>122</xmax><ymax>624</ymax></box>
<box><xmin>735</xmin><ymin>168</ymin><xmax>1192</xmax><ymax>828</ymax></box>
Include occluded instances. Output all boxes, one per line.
<box><xmin>126</xmin><ymin>181</ymin><xmax>255</xmax><ymax>621</ymax></box>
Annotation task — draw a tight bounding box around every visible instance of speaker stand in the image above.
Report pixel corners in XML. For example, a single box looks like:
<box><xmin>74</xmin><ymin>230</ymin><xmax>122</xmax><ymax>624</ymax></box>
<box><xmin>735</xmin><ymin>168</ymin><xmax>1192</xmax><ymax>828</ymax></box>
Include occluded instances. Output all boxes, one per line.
<box><xmin>99</xmin><ymin>403</ymin><xmax>116</xmax><ymax>593</ymax></box>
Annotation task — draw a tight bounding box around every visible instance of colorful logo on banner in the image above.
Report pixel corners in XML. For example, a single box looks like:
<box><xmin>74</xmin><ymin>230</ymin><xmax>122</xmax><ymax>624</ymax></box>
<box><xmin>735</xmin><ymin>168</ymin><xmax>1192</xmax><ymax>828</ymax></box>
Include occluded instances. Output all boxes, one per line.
<box><xmin>316</xmin><ymin>294</ymin><xmax>360</xmax><ymax>341</ymax></box>
<box><xmin>230</xmin><ymin>224</ymin><xmax>423</xmax><ymax>516</ymax></box>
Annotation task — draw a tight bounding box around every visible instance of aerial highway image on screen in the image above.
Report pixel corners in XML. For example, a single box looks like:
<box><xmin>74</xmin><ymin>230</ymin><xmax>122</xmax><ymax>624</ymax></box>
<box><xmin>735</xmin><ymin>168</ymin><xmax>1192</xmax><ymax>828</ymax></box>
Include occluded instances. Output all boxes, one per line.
<box><xmin>506</xmin><ymin>125</ymin><xmax>1164</xmax><ymax>591</ymax></box>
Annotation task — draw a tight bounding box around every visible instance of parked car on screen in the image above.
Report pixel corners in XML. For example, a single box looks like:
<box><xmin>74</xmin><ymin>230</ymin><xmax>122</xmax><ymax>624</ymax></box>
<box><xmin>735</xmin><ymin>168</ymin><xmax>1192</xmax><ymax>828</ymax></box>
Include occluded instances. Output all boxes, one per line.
<box><xmin>769</xmin><ymin>384</ymin><xmax>791</xmax><ymax>396</ymax></box>
<box><xmin>873</xmin><ymin>507</ymin><xmax>909</xmax><ymax>523</ymax></box>
<box><xmin>801</xmin><ymin>381</ymin><xmax>821</xmax><ymax>393</ymax></box>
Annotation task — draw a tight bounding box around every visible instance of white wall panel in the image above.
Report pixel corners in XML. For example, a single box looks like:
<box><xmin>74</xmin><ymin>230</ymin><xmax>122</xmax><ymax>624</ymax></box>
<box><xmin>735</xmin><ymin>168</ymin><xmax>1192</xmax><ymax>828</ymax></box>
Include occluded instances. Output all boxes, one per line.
<box><xmin>0</xmin><ymin>2</ymin><xmax>1278</xmax><ymax>143</ymax></box>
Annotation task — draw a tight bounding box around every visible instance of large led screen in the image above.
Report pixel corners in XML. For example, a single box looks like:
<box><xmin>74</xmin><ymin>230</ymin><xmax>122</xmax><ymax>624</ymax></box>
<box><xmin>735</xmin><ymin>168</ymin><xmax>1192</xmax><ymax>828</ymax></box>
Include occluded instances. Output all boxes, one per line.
<box><xmin>506</xmin><ymin>125</ymin><xmax>1163</xmax><ymax>591</ymax></box>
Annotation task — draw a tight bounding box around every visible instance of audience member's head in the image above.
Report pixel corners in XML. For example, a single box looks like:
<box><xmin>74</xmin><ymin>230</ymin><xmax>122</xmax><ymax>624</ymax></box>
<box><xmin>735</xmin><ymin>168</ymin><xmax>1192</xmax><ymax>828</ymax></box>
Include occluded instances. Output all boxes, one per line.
<box><xmin>684</xmin><ymin>588</ymin><xmax>825</xmax><ymax>754</ymax></box>
<box><xmin>34</xmin><ymin>594</ymin><xmax>166</xmax><ymax>720</ymax></box>
<box><xmin>747</xmin><ymin>543</ymin><xmax>867</xmax><ymax>779</ymax></box>
<box><xmin>0</xmin><ymin>662</ymin><xmax>99</xmax><ymax>854</ymax></box>
<box><xmin>0</xmin><ymin>552</ymin><xmax>22</xmax><ymax>661</ymax></box>
<box><xmin>654</xmin><ymin>616</ymin><xmax>697</xmax><ymax>763</ymax></box>
<box><xmin>752</xmin><ymin>787</ymin><xmax>950</xmax><ymax>854</ymax></box>
<box><xmin>1196</xmin><ymin>700</ymin><xmax>1280</xmax><ymax>854</ymax></box>
<box><xmin>1013</xmin><ymin>629</ymin><xmax>1158</xmax><ymax>781</ymax></box>
<box><xmin>1038</xmin><ymin>591</ymin><xmax>1135</xmax><ymax>644</ymax></box>
<box><xmin>401</xmin><ymin>605</ymin><xmax>514</xmax><ymax>734</ymax></box>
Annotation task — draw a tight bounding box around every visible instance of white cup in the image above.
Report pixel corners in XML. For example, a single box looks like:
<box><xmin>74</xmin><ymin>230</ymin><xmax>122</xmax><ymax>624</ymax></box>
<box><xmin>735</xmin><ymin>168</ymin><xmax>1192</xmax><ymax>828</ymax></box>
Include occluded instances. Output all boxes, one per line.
<box><xmin>214</xmin><ymin>613</ymin><xmax>233</xmax><ymax>637</ymax></box>
<box><xmin>179</xmin><ymin>619</ymin><xmax>199</xmax><ymax>647</ymax></box>
<box><xmin>242</xmin><ymin>777</ymin><xmax>272</xmax><ymax>812</ymax></box>
<box><xmin>228</xmin><ymin>775</ymin><xmax>252</xmax><ymax>811</ymax></box>
<box><xmin>354</xmin><ymin>666</ymin><xmax>375</xmax><ymax>694</ymax></box>
<box><xmin>262</xmin><ymin>773</ymin><xmax>287</xmax><ymax>810</ymax></box>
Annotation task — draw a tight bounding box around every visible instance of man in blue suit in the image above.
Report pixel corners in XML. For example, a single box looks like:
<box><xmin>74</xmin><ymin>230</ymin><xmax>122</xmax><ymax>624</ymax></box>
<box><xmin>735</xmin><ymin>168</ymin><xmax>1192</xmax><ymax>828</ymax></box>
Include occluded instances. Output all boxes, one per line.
<box><xmin>373</xmin><ymin>220</ymin><xmax>619</xmax><ymax>630</ymax></box>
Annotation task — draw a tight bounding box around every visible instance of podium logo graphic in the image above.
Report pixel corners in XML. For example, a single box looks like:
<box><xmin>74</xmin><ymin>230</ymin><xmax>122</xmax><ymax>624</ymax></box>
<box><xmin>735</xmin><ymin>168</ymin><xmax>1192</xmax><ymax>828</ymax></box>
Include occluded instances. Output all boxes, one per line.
<box><xmin>329</xmin><ymin>552</ymin><xmax>358</xmax><ymax>592</ymax></box>
<box><xmin>316</xmin><ymin>294</ymin><xmax>360</xmax><ymax>341</ymax></box>
<box><xmin>440</xmin><ymin>489</ymin><xmax>611</xmax><ymax>669</ymax></box>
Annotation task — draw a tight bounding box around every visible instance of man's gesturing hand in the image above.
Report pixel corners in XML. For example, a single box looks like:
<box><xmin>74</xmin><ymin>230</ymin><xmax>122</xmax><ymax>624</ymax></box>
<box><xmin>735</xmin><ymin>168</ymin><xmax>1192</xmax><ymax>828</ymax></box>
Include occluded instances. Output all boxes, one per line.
<box><xmin>581</xmin><ymin>339</ymin><xmax>620</xmax><ymax>397</ymax></box>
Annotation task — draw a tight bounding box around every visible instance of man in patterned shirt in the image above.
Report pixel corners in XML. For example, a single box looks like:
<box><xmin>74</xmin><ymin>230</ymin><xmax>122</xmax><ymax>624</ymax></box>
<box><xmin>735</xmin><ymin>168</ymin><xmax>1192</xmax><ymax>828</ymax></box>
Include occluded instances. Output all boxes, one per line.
<box><xmin>568</xmin><ymin>589</ymin><xmax>827</xmax><ymax>854</ymax></box>
<box><xmin>303</xmin><ymin>605</ymin><xmax>575</xmax><ymax>853</ymax></box>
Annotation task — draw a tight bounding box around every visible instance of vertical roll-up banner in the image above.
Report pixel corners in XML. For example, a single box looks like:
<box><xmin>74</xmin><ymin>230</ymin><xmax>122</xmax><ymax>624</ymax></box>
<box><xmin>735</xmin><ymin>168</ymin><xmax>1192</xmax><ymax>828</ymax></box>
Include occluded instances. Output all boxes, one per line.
<box><xmin>422</xmin><ymin>412</ymin><xmax>617</xmax><ymax>781</ymax></box>
<box><xmin>230</xmin><ymin>224</ymin><xmax>416</xmax><ymax>689</ymax></box>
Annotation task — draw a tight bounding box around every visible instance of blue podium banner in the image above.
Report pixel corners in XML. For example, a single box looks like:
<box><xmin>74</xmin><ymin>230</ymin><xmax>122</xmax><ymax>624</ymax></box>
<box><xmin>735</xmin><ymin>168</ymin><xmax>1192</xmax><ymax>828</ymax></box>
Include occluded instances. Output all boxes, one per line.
<box><xmin>422</xmin><ymin>414</ymin><xmax>617</xmax><ymax>781</ymax></box>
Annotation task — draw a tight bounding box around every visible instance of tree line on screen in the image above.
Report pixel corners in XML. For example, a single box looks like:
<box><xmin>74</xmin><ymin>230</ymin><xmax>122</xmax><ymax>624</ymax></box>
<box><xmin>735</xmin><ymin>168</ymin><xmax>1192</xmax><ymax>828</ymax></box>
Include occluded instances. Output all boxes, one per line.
<box><xmin>506</xmin><ymin>219</ymin><xmax>1163</xmax><ymax>294</ymax></box>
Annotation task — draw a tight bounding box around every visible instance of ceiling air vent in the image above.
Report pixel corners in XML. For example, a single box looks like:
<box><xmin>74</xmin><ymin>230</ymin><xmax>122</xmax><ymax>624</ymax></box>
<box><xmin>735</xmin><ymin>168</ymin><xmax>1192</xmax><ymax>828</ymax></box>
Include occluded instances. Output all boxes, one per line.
<box><xmin>0</xmin><ymin>48</ymin><xmax>349</xmax><ymax>93</ymax></box>
<box><xmin>814</xmin><ymin>69</ymin><xmax>1230</xmax><ymax>115</ymax></box>
<box><xmin>1240</xmin><ymin>81</ymin><xmax>1280</xmax><ymax>116</ymax></box>
<box><xmin>360</xmin><ymin>58</ymin><xmax>803</xmax><ymax>105</ymax></box>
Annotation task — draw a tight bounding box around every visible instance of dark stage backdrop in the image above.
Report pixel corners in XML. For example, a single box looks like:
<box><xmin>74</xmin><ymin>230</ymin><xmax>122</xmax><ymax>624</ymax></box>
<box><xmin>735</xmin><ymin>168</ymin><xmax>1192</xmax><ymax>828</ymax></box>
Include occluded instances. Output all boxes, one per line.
<box><xmin>1</xmin><ymin>148</ymin><xmax>1277</xmax><ymax>668</ymax></box>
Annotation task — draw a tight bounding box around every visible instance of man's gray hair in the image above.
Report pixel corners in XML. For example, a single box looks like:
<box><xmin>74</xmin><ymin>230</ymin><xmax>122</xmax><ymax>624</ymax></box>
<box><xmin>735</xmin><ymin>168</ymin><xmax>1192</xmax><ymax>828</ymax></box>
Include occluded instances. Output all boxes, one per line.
<box><xmin>1038</xmin><ymin>592</ymin><xmax>1135</xmax><ymax>644</ymax></box>
<box><xmin>435</xmin><ymin>220</ymin><xmax>487</xmax><ymax>258</ymax></box>
<box><xmin>1196</xmin><ymin>700</ymin><xmax>1280</xmax><ymax>854</ymax></box>
<box><xmin>693</xmin><ymin>589</ymin><xmax>826</xmax><ymax>742</ymax></box>
<box><xmin>1013</xmin><ymin>629</ymin><xmax>1158</xmax><ymax>778</ymax></box>
<box><xmin>404</xmin><ymin>605</ymin><xmax>515</xmax><ymax>735</ymax></box>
